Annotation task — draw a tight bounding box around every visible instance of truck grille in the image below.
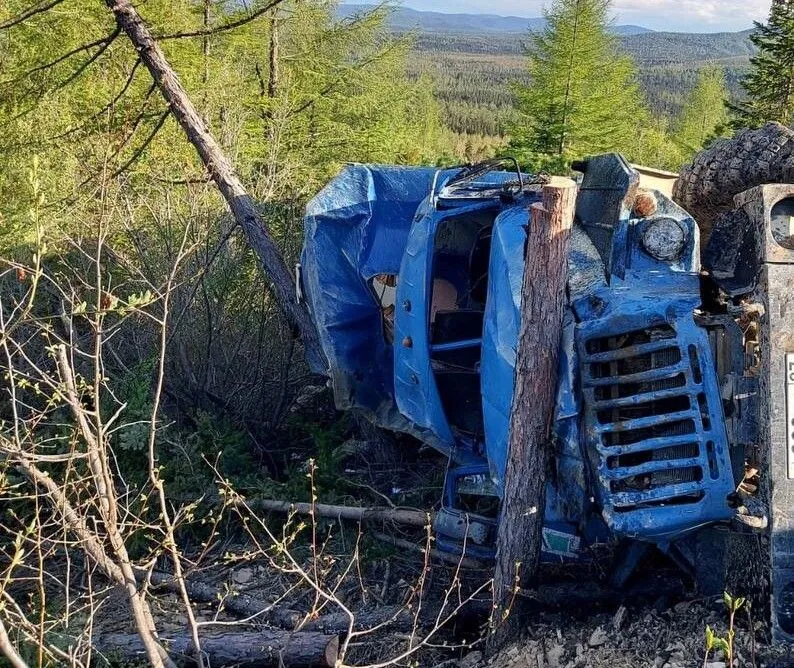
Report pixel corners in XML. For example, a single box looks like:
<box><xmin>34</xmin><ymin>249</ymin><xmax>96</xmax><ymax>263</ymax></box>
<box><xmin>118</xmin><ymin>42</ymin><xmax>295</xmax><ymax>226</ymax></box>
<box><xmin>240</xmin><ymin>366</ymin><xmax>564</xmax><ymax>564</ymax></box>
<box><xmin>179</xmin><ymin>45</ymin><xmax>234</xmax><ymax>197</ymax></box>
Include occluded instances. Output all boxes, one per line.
<box><xmin>579</xmin><ymin>320</ymin><xmax>735</xmax><ymax>537</ymax></box>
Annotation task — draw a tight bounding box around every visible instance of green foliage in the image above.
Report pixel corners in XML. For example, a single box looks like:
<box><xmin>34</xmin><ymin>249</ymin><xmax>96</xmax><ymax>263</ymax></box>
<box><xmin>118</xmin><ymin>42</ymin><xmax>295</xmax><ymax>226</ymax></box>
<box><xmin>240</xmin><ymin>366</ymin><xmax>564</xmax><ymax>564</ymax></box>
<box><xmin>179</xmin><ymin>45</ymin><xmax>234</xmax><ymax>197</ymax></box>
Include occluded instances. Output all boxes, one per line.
<box><xmin>631</xmin><ymin>118</ymin><xmax>688</xmax><ymax>172</ymax></box>
<box><xmin>675</xmin><ymin>67</ymin><xmax>730</xmax><ymax>154</ymax></box>
<box><xmin>732</xmin><ymin>1</ymin><xmax>794</xmax><ymax>128</ymax></box>
<box><xmin>703</xmin><ymin>592</ymin><xmax>747</xmax><ymax>667</ymax></box>
<box><xmin>112</xmin><ymin>359</ymin><xmax>155</xmax><ymax>454</ymax></box>
<box><xmin>704</xmin><ymin>625</ymin><xmax>730</xmax><ymax>656</ymax></box>
<box><xmin>508</xmin><ymin>0</ymin><xmax>646</xmax><ymax>168</ymax></box>
<box><xmin>164</xmin><ymin>412</ymin><xmax>257</xmax><ymax>494</ymax></box>
<box><xmin>406</xmin><ymin>22</ymin><xmax>752</xmax><ymax>170</ymax></box>
<box><xmin>276</xmin><ymin>414</ymin><xmax>351</xmax><ymax>500</ymax></box>
<box><xmin>0</xmin><ymin>0</ymin><xmax>449</xmax><ymax>249</ymax></box>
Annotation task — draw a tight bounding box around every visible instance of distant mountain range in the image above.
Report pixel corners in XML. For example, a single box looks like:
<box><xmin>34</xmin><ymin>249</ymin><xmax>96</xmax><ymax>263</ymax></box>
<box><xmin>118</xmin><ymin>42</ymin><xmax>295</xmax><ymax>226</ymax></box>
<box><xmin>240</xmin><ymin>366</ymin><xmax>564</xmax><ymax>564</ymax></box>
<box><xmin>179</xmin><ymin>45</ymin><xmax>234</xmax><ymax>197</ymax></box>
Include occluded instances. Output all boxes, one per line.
<box><xmin>337</xmin><ymin>4</ymin><xmax>654</xmax><ymax>36</ymax></box>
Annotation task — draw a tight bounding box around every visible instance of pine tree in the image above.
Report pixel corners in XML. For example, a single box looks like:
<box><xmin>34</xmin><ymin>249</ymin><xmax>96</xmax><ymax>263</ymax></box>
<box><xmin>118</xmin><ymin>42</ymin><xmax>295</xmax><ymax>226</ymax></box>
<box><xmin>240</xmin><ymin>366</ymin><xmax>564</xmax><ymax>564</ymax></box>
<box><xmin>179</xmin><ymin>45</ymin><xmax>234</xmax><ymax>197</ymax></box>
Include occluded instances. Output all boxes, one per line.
<box><xmin>676</xmin><ymin>67</ymin><xmax>730</xmax><ymax>153</ymax></box>
<box><xmin>508</xmin><ymin>0</ymin><xmax>643</xmax><ymax>169</ymax></box>
<box><xmin>732</xmin><ymin>0</ymin><xmax>794</xmax><ymax>128</ymax></box>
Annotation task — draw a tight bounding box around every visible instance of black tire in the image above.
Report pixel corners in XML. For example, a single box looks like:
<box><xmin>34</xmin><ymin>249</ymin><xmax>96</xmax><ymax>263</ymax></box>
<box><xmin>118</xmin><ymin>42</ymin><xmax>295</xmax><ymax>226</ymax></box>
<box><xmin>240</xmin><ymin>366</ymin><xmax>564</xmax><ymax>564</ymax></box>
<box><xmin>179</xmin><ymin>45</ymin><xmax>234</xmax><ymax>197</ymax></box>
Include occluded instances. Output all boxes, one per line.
<box><xmin>673</xmin><ymin>122</ymin><xmax>794</xmax><ymax>242</ymax></box>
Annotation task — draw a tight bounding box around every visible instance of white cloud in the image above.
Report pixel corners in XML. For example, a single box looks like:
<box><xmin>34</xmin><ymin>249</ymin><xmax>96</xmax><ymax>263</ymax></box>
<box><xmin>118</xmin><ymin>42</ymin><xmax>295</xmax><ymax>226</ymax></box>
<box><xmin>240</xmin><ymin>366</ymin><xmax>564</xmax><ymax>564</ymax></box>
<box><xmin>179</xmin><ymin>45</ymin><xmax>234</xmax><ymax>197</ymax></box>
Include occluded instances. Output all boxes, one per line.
<box><xmin>402</xmin><ymin>0</ymin><xmax>771</xmax><ymax>32</ymax></box>
<box><xmin>612</xmin><ymin>0</ymin><xmax>769</xmax><ymax>31</ymax></box>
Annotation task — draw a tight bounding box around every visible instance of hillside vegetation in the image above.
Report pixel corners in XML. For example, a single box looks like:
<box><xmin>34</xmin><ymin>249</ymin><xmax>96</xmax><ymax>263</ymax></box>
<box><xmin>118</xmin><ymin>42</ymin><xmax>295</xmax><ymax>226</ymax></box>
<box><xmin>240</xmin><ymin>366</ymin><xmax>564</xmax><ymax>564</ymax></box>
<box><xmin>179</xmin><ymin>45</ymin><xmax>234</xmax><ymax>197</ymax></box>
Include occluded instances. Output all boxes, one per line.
<box><xmin>399</xmin><ymin>20</ymin><xmax>754</xmax><ymax>152</ymax></box>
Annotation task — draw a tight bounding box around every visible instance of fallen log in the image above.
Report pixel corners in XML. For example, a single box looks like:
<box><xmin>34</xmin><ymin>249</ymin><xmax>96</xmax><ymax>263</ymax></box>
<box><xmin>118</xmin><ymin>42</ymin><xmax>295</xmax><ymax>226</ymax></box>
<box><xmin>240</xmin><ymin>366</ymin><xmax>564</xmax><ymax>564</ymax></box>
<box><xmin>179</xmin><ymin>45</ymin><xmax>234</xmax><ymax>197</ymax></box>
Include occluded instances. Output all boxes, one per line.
<box><xmin>250</xmin><ymin>499</ymin><xmax>429</xmax><ymax>527</ymax></box>
<box><xmin>94</xmin><ymin>630</ymin><xmax>338</xmax><ymax>667</ymax></box>
<box><xmin>521</xmin><ymin>575</ymin><xmax>687</xmax><ymax>609</ymax></box>
<box><xmin>149</xmin><ymin>572</ymin><xmax>488</xmax><ymax>633</ymax></box>
<box><xmin>300</xmin><ymin>600</ymin><xmax>489</xmax><ymax>635</ymax></box>
<box><xmin>248</xmin><ymin>501</ymin><xmax>482</xmax><ymax>567</ymax></box>
<box><xmin>148</xmin><ymin>572</ymin><xmax>303</xmax><ymax>629</ymax></box>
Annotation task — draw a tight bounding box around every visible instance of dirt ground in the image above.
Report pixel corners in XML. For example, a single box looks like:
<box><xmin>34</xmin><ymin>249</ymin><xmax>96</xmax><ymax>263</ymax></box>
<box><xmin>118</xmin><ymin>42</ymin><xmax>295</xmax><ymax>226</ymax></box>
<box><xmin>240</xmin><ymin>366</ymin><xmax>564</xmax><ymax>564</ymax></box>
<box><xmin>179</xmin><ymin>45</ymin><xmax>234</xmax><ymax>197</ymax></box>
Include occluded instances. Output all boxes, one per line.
<box><xmin>477</xmin><ymin>598</ymin><xmax>792</xmax><ymax>668</ymax></box>
<box><xmin>90</xmin><ymin>572</ymin><xmax>793</xmax><ymax>667</ymax></box>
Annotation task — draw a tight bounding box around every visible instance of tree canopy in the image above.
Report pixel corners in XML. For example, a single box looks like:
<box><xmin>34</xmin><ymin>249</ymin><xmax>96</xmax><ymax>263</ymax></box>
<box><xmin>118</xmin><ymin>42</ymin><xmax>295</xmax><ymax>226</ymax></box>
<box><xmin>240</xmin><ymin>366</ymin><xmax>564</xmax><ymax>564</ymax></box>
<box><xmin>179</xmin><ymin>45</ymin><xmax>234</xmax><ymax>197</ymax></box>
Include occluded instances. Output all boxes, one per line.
<box><xmin>508</xmin><ymin>0</ymin><xmax>643</xmax><ymax>170</ymax></box>
<box><xmin>732</xmin><ymin>0</ymin><xmax>794</xmax><ymax>128</ymax></box>
<box><xmin>676</xmin><ymin>67</ymin><xmax>730</xmax><ymax>153</ymax></box>
<box><xmin>0</xmin><ymin>0</ymin><xmax>446</xmax><ymax>249</ymax></box>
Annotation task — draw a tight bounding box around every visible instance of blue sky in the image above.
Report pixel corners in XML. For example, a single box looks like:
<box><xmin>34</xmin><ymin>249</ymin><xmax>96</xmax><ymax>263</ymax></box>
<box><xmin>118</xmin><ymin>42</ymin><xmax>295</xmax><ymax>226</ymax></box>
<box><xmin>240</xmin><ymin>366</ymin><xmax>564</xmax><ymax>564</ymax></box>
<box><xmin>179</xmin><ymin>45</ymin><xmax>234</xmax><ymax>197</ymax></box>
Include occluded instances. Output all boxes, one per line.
<box><xmin>397</xmin><ymin>0</ymin><xmax>771</xmax><ymax>32</ymax></box>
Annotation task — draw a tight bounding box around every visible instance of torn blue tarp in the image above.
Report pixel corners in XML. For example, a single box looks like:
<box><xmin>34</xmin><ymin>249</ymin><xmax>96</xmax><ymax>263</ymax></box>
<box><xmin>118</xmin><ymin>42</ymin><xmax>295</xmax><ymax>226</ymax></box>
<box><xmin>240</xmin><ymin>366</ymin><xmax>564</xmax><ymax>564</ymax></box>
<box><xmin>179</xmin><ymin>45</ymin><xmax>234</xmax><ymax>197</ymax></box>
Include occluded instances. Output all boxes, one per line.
<box><xmin>302</xmin><ymin>164</ymin><xmax>435</xmax><ymax>426</ymax></box>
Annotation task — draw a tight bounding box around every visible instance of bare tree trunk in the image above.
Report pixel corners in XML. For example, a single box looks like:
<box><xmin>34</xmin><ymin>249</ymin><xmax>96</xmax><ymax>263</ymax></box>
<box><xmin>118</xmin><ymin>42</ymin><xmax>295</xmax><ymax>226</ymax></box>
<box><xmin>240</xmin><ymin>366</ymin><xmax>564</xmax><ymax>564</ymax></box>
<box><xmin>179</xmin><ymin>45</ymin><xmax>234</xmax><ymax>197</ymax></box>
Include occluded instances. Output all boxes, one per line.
<box><xmin>268</xmin><ymin>8</ymin><xmax>279</xmax><ymax>100</ymax></box>
<box><xmin>103</xmin><ymin>0</ymin><xmax>327</xmax><ymax>372</ymax></box>
<box><xmin>250</xmin><ymin>498</ymin><xmax>429</xmax><ymax>526</ymax></box>
<box><xmin>52</xmin><ymin>345</ymin><xmax>176</xmax><ymax>668</ymax></box>
<box><xmin>488</xmin><ymin>178</ymin><xmax>577</xmax><ymax>651</ymax></box>
<box><xmin>10</xmin><ymin>453</ymin><xmax>175</xmax><ymax>668</ymax></box>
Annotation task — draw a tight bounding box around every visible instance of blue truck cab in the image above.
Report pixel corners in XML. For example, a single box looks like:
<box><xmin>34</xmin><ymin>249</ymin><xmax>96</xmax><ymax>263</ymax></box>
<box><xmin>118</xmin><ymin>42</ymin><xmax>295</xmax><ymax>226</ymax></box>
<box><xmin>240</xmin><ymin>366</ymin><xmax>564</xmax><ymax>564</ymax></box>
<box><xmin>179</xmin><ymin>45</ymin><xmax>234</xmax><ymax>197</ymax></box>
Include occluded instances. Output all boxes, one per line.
<box><xmin>301</xmin><ymin>154</ymin><xmax>756</xmax><ymax>583</ymax></box>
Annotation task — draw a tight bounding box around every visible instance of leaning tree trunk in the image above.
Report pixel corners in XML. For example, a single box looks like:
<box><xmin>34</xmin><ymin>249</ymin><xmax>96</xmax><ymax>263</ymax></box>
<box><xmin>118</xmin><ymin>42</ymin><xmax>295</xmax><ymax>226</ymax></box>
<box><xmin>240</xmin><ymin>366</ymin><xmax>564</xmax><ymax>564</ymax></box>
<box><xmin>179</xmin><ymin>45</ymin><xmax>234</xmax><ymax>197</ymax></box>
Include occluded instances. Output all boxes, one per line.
<box><xmin>103</xmin><ymin>0</ymin><xmax>326</xmax><ymax>372</ymax></box>
<box><xmin>487</xmin><ymin>177</ymin><xmax>577</xmax><ymax>652</ymax></box>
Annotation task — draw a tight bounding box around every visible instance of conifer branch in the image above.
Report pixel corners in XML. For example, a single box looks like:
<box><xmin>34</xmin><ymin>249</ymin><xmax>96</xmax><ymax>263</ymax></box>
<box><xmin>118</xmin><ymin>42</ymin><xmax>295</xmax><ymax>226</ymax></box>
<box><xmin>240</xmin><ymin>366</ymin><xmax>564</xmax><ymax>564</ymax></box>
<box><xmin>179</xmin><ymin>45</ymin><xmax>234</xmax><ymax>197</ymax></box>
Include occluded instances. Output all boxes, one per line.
<box><xmin>4</xmin><ymin>26</ymin><xmax>119</xmax><ymax>85</ymax></box>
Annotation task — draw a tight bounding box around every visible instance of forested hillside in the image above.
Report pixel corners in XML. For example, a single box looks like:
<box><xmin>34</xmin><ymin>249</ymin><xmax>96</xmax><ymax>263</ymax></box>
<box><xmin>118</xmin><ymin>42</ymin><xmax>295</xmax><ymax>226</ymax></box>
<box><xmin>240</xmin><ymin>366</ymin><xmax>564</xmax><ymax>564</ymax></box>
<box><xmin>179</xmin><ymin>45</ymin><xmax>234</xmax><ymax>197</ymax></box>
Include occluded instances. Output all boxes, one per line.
<box><xmin>397</xmin><ymin>18</ymin><xmax>755</xmax><ymax>145</ymax></box>
<box><xmin>338</xmin><ymin>4</ymin><xmax>652</xmax><ymax>35</ymax></box>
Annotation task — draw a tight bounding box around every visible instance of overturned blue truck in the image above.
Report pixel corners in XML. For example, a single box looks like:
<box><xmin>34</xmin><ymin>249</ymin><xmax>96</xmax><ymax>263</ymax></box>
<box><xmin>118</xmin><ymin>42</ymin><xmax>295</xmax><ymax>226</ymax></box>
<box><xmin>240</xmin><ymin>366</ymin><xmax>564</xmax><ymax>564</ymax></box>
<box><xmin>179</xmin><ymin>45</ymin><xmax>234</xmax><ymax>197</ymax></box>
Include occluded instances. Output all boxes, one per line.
<box><xmin>300</xmin><ymin>152</ymin><xmax>792</xmax><ymax>620</ymax></box>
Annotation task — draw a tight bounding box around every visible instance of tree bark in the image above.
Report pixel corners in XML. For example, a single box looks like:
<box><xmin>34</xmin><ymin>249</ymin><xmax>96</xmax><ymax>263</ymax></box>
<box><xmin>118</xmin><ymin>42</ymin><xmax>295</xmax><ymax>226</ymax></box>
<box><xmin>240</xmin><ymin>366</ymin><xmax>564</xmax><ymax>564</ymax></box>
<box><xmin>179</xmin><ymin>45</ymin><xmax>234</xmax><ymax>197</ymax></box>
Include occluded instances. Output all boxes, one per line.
<box><xmin>103</xmin><ymin>0</ymin><xmax>326</xmax><ymax>372</ymax></box>
<box><xmin>149</xmin><ymin>572</ymin><xmax>489</xmax><ymax>634</ymax></box>
<box><xmin>148</xmin><ymin>572</ymin><xmax>304</xmax><ymax>629</ymax></box>
<box><xmin>95</xmin><ymin>630</ymin><xmax>339</xmax><ymax>667</ymax></box>
<box><xmin>251</xmin><ymin>498</ymin><xmax>429</xmax><ymax>527</ymax></box>
<box><xmin>488</xmin><ymin>177</ymin><xmax>577</xmax><ymax>652</ymax></box>
<box><xmin>268</xmin><ymin>8</ymin><xmax>279</xmax><ymax>100</ymax></box>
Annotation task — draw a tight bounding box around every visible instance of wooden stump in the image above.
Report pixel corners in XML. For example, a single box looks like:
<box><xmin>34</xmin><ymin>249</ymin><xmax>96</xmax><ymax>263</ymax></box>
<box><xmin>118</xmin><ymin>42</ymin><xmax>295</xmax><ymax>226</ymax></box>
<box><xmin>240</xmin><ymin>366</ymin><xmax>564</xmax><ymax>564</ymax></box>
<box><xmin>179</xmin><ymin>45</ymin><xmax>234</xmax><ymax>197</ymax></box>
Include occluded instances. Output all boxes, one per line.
<box><xmin>488</xmin><ymin>177</ymin><xmax>577</xmax><ymax>652</ymax></box>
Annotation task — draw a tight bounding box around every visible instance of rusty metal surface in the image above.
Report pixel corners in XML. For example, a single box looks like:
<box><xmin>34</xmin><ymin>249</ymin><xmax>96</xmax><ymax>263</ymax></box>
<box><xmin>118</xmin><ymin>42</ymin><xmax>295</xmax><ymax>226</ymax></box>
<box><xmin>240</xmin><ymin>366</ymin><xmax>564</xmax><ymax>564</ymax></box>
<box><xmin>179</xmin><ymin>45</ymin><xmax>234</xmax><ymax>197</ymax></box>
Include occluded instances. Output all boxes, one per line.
<box><xmin>762</xmin><ymin>263</ymin><xmax>794</xmax><ymax>641</ymax></box>
<box><xmin>743</xmin><ymin>184</ymin><xmax>794</xmax><ymax>641</ymax></box>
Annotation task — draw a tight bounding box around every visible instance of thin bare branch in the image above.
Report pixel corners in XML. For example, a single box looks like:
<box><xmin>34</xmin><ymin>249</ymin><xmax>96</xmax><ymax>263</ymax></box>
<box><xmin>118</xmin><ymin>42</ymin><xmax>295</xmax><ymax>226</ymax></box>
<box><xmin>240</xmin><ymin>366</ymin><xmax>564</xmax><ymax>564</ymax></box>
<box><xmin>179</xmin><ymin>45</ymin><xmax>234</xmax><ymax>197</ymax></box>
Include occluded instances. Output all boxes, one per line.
<box><xmin>158</xmin><ymin>0</ymin><xmax>284</xmax><ymax>40</ymax></box>
<box><xmin>111</xmin><ymin>108</ymin><xmax>170</xmax><ymax>178</ymax></box>
<box><xmin>0</xmin><ymin>0</ymin><xmax>65</xmax><ymax>31</ymax></box>
<box><xmin>4</xmin><ymin>27</ymin><xmax>119</xmax><ymax>85</ymax></box>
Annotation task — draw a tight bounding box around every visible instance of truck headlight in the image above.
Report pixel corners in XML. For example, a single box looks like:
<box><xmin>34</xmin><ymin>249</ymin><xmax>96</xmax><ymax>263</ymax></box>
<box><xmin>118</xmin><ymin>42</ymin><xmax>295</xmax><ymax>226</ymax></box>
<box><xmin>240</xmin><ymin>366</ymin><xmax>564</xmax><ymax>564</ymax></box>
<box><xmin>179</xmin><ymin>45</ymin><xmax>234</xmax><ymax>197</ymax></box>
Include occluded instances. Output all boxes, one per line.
<box><xmin>641</xmin><ymin>217</ymin><xmax>688</xmax><ymax>261</ymax></box>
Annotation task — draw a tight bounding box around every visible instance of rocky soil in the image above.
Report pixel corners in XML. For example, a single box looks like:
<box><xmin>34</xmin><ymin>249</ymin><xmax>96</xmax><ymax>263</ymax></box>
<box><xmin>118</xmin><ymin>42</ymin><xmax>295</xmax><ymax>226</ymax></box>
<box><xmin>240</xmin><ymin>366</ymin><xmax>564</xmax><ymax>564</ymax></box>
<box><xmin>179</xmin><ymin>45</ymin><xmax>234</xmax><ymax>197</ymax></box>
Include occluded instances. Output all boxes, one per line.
<box><xmin>470</xmin><ymin>597</ymin><xmax>792</xmax><ymax>668</ymax></box>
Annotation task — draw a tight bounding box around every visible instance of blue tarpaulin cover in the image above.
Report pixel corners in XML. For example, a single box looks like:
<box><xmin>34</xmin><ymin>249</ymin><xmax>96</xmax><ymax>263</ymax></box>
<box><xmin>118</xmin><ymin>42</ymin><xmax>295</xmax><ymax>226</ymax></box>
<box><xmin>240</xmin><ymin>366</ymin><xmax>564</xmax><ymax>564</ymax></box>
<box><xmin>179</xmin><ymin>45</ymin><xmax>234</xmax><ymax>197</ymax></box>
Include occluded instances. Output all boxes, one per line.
<box><xmin>302</xmin><ymin>164</ymin><xmax>435</xmax><ymax>426</ymax></box>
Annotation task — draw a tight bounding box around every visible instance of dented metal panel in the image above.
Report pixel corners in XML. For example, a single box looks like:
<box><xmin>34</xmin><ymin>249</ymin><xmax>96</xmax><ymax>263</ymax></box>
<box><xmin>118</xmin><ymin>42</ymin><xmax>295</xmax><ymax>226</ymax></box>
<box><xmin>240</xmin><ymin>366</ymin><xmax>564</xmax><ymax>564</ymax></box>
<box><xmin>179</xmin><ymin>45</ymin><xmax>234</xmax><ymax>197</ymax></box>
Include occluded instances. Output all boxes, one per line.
<box><xmin>578</xmin><ymin>305</ymin><xmax>736</xmax><ymax>538</ymax></box>
<box><xmin>302</xmin><ymin>154</ymin><xmax>752</xmax><ymax>570</ymax></box>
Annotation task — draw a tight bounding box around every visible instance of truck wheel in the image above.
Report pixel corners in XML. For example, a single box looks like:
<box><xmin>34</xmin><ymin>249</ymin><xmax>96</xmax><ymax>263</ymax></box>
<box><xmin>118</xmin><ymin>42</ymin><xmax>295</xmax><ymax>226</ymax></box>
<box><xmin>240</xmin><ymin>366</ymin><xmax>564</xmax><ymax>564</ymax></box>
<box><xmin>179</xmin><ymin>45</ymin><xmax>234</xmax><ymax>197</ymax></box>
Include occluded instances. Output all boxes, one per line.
<box><xmin>673</xmin><ymin>122</ymin><xmax>794</xmax><ymax>243</ymax></box>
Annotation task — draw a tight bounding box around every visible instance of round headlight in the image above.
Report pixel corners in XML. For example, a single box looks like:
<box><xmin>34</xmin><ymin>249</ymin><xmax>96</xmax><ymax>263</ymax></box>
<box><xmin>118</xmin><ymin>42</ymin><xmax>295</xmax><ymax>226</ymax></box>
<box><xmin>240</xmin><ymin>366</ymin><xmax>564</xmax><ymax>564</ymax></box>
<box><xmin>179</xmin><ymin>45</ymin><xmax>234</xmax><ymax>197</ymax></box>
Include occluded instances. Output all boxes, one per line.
<box><xmin>641</xmin><ymin>217</ymin><xmax>688</xmax><ymax>261</ymax></box>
